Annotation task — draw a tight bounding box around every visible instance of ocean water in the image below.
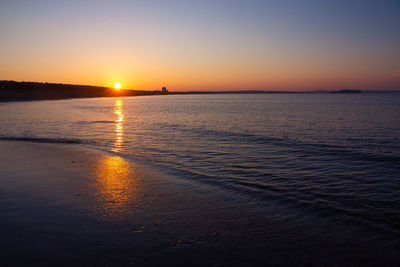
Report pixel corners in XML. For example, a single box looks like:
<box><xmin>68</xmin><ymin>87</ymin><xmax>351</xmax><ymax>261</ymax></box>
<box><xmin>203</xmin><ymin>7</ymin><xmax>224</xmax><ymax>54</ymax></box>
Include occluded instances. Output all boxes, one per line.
<box><xmin>1</xmin><ymin>93</ymin><xmax>400</xmax><ymax>237</ymax></box>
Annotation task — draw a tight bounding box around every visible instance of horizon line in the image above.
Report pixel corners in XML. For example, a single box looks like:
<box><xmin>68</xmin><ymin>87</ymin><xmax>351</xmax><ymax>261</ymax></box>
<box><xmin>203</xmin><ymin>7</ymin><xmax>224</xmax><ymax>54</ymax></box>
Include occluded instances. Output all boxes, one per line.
<box><xmin>1</xmin><ymin>80</ymin><xmax>399</xmax><ymax>92</ymax></box>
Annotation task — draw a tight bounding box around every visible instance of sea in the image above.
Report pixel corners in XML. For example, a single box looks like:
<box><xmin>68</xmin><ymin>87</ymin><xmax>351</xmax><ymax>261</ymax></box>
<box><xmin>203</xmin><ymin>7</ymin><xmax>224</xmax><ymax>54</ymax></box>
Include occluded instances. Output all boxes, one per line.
<box><xmin>0</xmin><ymin>93</ymin><xmax>399</xmax><ymax>265</ymax></box>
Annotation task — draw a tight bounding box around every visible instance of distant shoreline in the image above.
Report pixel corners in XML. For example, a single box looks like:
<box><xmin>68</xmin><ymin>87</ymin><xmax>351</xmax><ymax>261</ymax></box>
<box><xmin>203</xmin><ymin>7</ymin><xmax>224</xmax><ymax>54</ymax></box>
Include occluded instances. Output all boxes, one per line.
<box><xmin>1</xmin><ymin>80</ymin><xmax>399</xmax><ymax>102</ymax></box>
<box><xmin>0</xmin><ymin>80</ymin><xmax>167</xmax><ymax>102</ymax></box>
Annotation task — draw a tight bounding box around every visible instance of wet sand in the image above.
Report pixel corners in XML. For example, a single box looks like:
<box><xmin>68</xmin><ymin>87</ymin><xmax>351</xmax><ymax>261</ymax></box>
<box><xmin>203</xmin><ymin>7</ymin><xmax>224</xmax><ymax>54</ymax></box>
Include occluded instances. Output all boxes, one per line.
<box><xmin>0</xmin><ymin>140</ymin><xmax>399</xmax><ymax>266</ymax></box>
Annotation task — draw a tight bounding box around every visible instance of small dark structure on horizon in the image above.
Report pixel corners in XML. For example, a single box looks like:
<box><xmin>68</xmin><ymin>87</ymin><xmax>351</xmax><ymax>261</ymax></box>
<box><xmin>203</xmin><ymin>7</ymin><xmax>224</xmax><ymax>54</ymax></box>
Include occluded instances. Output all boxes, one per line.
<box><xmin>162</xmin><ymin>87</ymin><xmax>168</xmax><ymax>93</ymax></box>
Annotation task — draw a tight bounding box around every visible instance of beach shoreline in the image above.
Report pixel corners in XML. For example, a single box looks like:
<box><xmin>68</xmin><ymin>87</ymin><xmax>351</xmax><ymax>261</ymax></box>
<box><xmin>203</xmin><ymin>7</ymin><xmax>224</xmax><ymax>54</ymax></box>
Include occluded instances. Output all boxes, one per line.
<box><xmin>0</xmin><ymin>140</ymin><xmax>399</xmax><ymax>266</ymax></box>
<box><xmin>0</xmin><ymin>140</ymin><xmax>270</xmax><ymax>266</ymax></box>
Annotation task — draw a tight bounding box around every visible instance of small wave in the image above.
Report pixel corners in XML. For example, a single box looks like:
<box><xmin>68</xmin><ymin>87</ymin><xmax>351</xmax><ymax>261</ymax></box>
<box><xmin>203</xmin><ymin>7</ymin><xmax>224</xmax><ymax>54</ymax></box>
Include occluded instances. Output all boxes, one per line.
<box><xmin>77</xmin><ymin>120</ymin><xmax>114</xmax><ymax>124</ymax></box>
<box><xmin>0</xmin><ymin>136</ymin><xmax>91</xmax><ymax>145</ymax></box>
<box><xmin>160</xmin><ymin>123</ymin><xmax>400</xmax><ymax>164</ymax></box>
<box><xmin>91</xmin><ymin>120</ymin><xmax>114</xmax><ymax>124</ymax></box>
<box><xmin>158</xmin><ymin>160</ymin><xmax>400</xmax><ymax>235</ymax></box>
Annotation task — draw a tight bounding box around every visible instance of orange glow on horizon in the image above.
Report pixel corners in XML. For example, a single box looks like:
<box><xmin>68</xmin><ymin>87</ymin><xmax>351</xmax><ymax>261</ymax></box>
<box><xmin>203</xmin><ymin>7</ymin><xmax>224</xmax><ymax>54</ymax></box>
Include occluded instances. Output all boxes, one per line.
<box><xmin>1</xmin><ymin>1</ymin><xmax>399</xmax><ymax>91</ymax></box>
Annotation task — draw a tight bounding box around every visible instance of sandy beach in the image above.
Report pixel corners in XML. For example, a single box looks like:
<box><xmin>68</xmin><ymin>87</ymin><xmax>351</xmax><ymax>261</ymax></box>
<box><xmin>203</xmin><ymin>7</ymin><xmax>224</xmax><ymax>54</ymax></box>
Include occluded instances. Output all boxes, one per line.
<box><xmin>0</xmin><ymin>140</ymin><xmax>267</xmax><ymax>266</ymax></box>
<box><xmin>1</xmin><ymin>140</ymin><xmax>399</xmax><ymax>266</ymax></box>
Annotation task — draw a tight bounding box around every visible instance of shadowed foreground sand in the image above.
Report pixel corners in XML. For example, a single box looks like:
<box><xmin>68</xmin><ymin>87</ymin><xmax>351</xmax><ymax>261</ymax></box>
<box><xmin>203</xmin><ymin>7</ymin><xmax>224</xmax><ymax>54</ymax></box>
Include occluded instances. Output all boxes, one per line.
<box><xmin>0</xmin><ymin>141</ymin><xmax>399</xmax><ymax>266</ymax></box>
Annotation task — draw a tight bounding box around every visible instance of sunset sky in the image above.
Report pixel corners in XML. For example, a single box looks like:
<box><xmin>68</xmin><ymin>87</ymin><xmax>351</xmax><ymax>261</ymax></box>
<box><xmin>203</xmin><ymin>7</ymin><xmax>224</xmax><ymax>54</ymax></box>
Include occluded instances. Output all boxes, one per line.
<box><xmin>1</xmin><ymin>0</ymin><xmax>399</xmax><ymax>91</ymax></box>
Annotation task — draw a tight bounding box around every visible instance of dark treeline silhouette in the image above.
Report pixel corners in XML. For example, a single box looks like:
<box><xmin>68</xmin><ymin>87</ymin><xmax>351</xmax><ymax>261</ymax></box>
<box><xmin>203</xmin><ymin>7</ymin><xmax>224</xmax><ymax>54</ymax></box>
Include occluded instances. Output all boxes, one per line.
<box><xmin>0</xmin><ymin>81</ymin><xmax>167</xmax><ymax>101</ymax></box>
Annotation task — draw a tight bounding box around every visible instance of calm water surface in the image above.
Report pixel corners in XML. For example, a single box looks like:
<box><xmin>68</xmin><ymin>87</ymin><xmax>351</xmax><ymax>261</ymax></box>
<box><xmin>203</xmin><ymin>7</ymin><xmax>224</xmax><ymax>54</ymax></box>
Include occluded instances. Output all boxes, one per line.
<box><xmin>1</xmin><ymin>94</ymin><xmax>399</xmax><ymax>235</ymax></box>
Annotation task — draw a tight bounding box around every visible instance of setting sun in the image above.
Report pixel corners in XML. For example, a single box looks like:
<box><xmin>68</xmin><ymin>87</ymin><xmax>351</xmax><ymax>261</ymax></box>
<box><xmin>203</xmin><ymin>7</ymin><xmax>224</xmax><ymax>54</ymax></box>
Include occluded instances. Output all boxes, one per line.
<box><xmin>113</xmin><ymin>82</ymin><xmax>121</xmax><ymax>90</ymax></box>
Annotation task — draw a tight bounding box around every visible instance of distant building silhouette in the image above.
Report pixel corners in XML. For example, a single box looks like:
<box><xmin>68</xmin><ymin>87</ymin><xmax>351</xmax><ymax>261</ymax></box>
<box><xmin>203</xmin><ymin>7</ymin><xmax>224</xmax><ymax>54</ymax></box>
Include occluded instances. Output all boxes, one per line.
<box><xmin>162</xmin><ymin>87</ymin><xmax>168</xmax><ymax>93</ymax></box>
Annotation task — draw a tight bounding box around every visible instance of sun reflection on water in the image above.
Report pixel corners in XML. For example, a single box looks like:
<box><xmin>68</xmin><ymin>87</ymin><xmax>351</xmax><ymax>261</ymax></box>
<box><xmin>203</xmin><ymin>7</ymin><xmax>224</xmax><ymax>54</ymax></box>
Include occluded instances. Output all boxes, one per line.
<box><xmin>113</xmin><ymin>99</ymin><xmax>124</xmax><ymax>152</ymax></box>
<box><xmin>93</xmin><ymin>155</ymin><xmax>143</xmax><ymax>220</ymax></box>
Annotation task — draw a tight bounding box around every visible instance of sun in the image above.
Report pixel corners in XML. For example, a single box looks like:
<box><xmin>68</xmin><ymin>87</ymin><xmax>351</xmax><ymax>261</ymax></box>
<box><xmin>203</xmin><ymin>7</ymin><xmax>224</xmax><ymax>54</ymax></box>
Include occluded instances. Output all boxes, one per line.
<box><xmin>113</xmin><ymin>82</ymin><xmax>122</xmax><ymax>90</ymax></box>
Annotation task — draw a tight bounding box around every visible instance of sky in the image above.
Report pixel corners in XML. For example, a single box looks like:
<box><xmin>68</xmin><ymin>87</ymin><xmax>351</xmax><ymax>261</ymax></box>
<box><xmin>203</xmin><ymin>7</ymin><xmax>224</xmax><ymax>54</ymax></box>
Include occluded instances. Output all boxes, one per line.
<box><xmin>1</xmin><ymin>0</ymin><xmax>399</xmax><ymax>91</ymax></box>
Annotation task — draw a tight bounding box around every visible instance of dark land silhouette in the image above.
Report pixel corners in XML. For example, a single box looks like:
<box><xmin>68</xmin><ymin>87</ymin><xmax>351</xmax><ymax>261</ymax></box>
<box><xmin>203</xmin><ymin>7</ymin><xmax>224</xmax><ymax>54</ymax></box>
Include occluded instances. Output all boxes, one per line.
<box><xmin>4</xmin><ymin>80</ymin><xmax>397</xmax><ymax>102</ymax></box>
<box><xmin>330</xmin><ymin>89</ymin><xmax>362</xmax><ymax>94</ymax></box>
<box><xmin>0</xmin><ymin>81</ymin><xmax>168</xmax><ymax>101</ymax></box>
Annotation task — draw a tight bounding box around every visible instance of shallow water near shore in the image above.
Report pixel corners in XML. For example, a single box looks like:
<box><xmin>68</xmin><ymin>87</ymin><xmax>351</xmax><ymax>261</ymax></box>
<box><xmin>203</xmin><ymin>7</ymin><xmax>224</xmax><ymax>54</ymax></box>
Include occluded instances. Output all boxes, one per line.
<box><xmin>0</xmin><ymin>94</ymin><xmax>400</xmax><ymax>265</ymax></box>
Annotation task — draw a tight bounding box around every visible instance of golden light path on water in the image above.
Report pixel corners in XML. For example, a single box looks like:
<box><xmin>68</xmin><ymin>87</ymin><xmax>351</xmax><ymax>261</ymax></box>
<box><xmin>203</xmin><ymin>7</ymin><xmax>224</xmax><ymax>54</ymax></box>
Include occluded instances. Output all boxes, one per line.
<box><xmin>113</xmin><ymin>99</ymin><xmax>124</xmax><ymax>152</ymax></box>
<box><xmin>93</xmin><ymin>155</ymin><xmax>143</xmax><ymax>220</ymax></box>
<box><xmin>92</xmin><ymin>99</ymin><xmax>144</xmax><ymax>220</ymax></box>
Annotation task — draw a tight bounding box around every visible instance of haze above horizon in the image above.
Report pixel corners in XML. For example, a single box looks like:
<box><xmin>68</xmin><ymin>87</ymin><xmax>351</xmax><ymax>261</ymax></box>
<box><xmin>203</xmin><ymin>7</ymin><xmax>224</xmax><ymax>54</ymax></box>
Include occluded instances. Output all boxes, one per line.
<box><xmin>1</xmin><ymin>0</ymin><xmax>399</xmax><ymax>91</ymax></box>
